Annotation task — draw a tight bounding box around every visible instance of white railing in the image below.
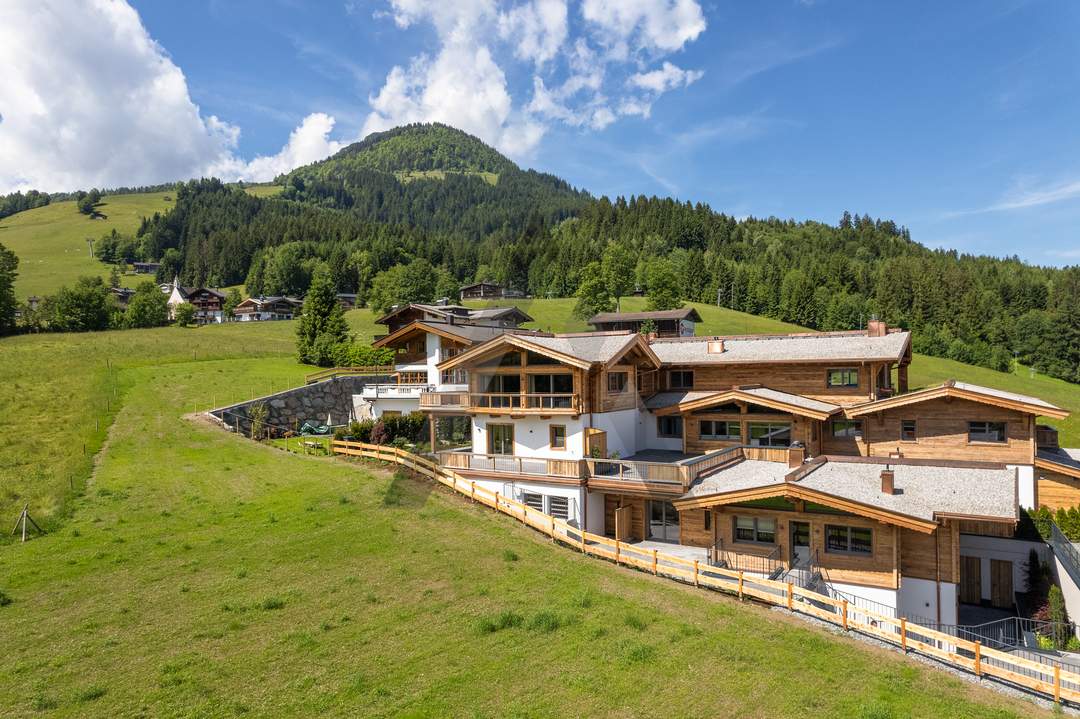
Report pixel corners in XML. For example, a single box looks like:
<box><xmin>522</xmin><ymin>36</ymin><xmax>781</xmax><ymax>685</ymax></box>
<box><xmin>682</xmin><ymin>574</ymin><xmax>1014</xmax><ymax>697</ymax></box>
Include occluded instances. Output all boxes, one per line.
<box><xmin>360</xmin><ymin>383</ymin><xmax>433</xmax><ymax>399</ymax></box>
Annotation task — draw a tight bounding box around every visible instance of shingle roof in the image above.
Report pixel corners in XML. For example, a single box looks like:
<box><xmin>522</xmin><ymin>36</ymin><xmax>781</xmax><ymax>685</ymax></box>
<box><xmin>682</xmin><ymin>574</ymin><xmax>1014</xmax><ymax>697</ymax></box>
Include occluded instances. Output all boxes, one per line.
<box><xmin>650</xmin><ymin>331</ymin><xmax>910</xmax><ymax>365</ymax></box>
<box><xmin>414</xmin><ymin>321</ymin><xmax>537</xmax><ymax>344</ymax></box>
<box><xmin>679</xmin><ymin>456</ymin><xmax>1016</xmax><ymax>523</ymax></box>
<box><xmin>644</xmin><ymin>391</ymin><xmax>717</xmax><ymax>410</ymax></box>
<box><xmin>738</xmin><ymin>387</ymin><xmax>839</xmax><ymax>416</ymax></box>
<box><xmin>1039</xmin><ymin>448</ymin><xmax>1080</xmax><ymax>473</ymax></box>
<box><xmin>524</xmin><ymin>332</ymin><xmax>639</xmax><ymax>364</ymax></box>
<box><xmin>589</xmin><ymin>307</ymin><xmax>703</xmax><ymax>324</ymax></box>
<box><xmin>952</xmin><ymin>381</ymin><xmax>1062</xmax><ymax>412</ymax></box>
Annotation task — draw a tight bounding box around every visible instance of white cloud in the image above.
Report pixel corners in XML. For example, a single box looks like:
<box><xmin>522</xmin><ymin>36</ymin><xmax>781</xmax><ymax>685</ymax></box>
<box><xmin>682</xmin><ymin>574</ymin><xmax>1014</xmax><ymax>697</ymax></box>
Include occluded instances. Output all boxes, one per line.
<box><xmin>629</xmin><ymin>62</ymin><xmax>703</xmax><ymax>93</ymax></box>
<box><xmin>366</xmin><ymin>0</ymin><xmax>708</xmax><ymax>159</ymax></box>
<box><xmin>581</xmin><ymin>0</ymin><xmax>706</xmax><ymax>59</ymax></box>
<box><xmin>943</xmin><ymin>175</ymin><xmax>1080</xmax><ymax>218</ymax></box>
<box><xmin>0</xmin><ymin>0</ymin><xmax>345</xmax><ymax>193</ymax></box>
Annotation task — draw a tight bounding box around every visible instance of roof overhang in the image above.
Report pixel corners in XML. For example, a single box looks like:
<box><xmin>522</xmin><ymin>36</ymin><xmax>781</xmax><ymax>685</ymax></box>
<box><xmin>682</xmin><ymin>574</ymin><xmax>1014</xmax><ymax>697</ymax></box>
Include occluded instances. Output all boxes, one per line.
<box><xmin>437</xmin><ymin>333</ymin><xmax>593</xmax><ymax>371</ymax></box>
<box><xmin>373</xmin><ymin>320</ymin><xmax>476</xmax><ymax>350</ymax></box>
<box><xmin>673</xmin><ymin>482</ymin><xmax>939</xmax><ymax>533</ymax></box>
<box><xmin>844</xmin><ymin>382</ymin><xmax>1068</xmax><ymax>420</ymax></box>
<box><xmin>604</xmin><ymin>333</ymin><xmax>662</xmax><ymax>370</ymax></box>
<box><xmin>1036</xmin><ymin>455</ymin><xmax>1080</xmax><ymax>480</ymax></box>
<box><xmin>653</xmin><ymin>388</ymin><xmax>838</xmax><ymax>421</ymax></box>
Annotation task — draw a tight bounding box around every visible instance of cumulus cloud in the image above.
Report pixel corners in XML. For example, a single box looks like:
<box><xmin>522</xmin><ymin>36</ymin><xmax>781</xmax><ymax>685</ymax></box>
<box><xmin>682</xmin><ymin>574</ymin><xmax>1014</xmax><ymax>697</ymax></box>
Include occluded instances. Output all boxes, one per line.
<box><xmin>365</xmin><ymin>0</ymin><xmax>707</xmax><ymax>158</ymax></box>
<box><xmin>0</xmin><ymin>0</ymin><xmax>344</xmax><ymax>193</ymax></box>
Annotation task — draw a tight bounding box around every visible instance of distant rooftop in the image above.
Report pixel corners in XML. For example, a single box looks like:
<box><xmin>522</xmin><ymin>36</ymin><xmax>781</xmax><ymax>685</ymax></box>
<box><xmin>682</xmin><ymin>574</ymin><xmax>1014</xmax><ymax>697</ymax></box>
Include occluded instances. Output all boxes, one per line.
<box><xmin>650</xmin><ymin>330</ymin><xmax>910</xmax><ymax>365</ymax></box>
<box><xmin>589</xmin><ymin>307</ymin><xmax>703</xmax><ymax>324</ymax></box>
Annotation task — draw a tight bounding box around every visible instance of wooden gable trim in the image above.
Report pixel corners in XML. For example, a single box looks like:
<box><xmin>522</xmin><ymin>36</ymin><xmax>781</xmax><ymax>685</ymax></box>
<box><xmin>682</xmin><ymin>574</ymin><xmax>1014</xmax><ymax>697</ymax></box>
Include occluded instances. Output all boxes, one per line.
<box><xmin>603</xmin><ymin>334</ymin><xmax>662</xmax><ymax>371</ymax></box>
<box><xmin>844</xmin><ymin>384</ymin><xmax>1068</xmax><ymax>420</ymax></box>
<box><xmin>373</xmin><ymin>321</ymin><xmax>475</xmax><ymax>350</ymax></box>
<box><xmin>1035</xmin><ymin>456</ymin><xmax>1080</xmax><ymax>480</ymax></box>
<box><xmin>673</xmin><ymin>483</ymin><xmax>939</xmax><ymax>533</ymax></box>
<box><xmin>653</xmin><ymin>388</ymin><xmax>836</xmax><ymax>421</ymax></box>
<box><xmin>437</xmin><ymin>334</ymin><xmax>592</xmax><ymax>371</ymax></box>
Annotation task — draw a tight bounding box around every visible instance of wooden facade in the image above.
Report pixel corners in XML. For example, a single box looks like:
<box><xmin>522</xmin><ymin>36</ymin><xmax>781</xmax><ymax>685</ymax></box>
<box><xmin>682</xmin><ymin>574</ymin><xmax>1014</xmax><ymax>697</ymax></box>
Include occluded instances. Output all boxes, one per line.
<box><xmin>1036</xmin><ymin>467</ymin><xmax>1080</xmax><ymax>510</ymax></box>
<box><xmin>660</xmin><ymin>362</ymin><xmax>889</xmax><ymax>406</ymax></box>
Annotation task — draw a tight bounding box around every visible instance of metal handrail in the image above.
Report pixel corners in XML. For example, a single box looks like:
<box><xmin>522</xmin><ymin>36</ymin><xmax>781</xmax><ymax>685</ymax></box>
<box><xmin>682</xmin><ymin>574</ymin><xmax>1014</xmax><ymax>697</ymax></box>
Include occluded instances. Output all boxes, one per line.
<box><xmin>709</xmin><ymin>540</ymin><xmax>783</xmax><ymax>576</ymax></box>
<box><xmin>1050</xmin><ymin>520</ymin><xmax>1080</xmax><ymax>590</ymax></box>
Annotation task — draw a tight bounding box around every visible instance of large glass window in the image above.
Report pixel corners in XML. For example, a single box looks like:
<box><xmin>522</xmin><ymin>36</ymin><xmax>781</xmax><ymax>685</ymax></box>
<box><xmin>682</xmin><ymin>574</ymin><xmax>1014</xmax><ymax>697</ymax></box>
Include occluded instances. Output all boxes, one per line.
<box><xmin>649</xmin><ymin>501</ymin><xmax>680</xmax><ymax>541</ymax></box>
<box><xmin>969</xmin><ymin>421</ymin><xmax>1006</xmax><ymax>443</ymax></box>
<box><xmin>657</xmin><ymin>416</ymin><xmax>683</xmax><ymax>438</ymax></box>
<box><xmin>825</xmin><ymin>525</ymin><xmax>873</xmax><ymax>555</ymax></box>
<box><xmin>529</xmin><ymin>373</ymin><xmax>573</xmax><ymax>393</ymax></box>
<box><xmin>700</xmin><ymin>420</ymin><xmax>740</xmax><ymax>441</ymax></box>
<box><xmin>734</xmin><ymin>516</ymin><xmax>776</xmax><ymax>544</ymax></box>
<box><xmin>748</xmin><ymin>422</ymin><xmax>791</xmax><ymax>447</ymax></box>
<box><xmin>826</xmin><ymin>368</ymin><xmax>859</xmax><ymax>388</ymax></box>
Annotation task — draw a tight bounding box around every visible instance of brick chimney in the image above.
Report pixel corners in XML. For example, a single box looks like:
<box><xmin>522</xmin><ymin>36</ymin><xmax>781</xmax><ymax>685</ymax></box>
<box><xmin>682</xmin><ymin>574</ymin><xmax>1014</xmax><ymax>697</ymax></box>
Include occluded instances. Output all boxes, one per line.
<box><xmin>707</xmin><ymin>338</ymin><xmax>725</xmax><ymax>354</ymax></box>
<box><xmin>787</xmin><ymin>445</ymin><xmax>805</xmax><ymax>468</ymax></box>
<box><xmin>881</xmin><ymin>467</ymin><xmax>896</xmax><ymax>495</ymax></box>
<box><xmin>867</xmin><ymin>317</ymin><xmax>887</xmax><ymax>337</ymax></box>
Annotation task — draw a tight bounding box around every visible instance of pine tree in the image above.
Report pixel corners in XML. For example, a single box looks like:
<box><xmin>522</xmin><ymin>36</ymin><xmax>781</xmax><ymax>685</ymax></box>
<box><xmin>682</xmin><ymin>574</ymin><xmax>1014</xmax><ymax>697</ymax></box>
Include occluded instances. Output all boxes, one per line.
<box><xmin>296</xmin><ymin>265</ymin><xmax>349</xmax><ymax>366</ymax></box>
<box><xmin>0</xmin><ymin>242</ymin><xmax>18</xmax><ymax>335</ymax></box>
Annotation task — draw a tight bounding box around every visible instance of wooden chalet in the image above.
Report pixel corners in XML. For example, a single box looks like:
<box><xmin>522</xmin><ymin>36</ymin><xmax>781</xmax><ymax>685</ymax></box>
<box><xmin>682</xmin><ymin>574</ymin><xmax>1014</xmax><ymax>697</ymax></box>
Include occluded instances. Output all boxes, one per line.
<box><xmin>588</xmin><ymin>307</ymin><xmax>702</xmax><ymax>337</ymax></box>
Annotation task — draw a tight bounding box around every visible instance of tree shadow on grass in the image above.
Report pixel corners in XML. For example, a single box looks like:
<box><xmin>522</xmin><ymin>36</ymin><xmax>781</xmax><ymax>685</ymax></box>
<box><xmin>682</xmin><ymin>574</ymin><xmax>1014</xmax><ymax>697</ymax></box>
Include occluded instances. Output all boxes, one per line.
<box><xmin>381</xmin><ymin>469</ymin><xmax>433</xmax><ymax>509</ymax></box>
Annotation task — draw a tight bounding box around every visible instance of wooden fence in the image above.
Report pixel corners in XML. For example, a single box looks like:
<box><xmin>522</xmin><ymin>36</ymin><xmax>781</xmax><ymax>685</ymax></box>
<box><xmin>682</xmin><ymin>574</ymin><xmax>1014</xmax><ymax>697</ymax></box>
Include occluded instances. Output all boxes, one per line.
<box><xmin>331</xmin><ymin>440</ymin><xmax>1078</xmax><ymax>705</ymax></box>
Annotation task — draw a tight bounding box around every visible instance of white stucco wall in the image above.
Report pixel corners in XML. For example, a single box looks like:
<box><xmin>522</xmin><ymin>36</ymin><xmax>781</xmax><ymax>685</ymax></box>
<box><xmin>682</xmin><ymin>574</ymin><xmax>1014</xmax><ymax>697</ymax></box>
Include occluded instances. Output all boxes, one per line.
<box><xmin>959</xmin><ymin>533</ymin><xmax>1046</xmax><ymax>598</ymax></box>
<box><xmin>470</xmin><ymin>477</ymin><xmax>586</xmax><ymax>528</ymax></box>
<box><xmin>638</xmin><ymin>410</ymin><xmax>683</xmax><ymax>452</ymax></box>
<box><xmin>591</xmin><ymin>409</ymin><xmax>639</xmax><ymax>458</ymax></box>
<box><xmin>472</xmin><ymin>415</ymin><xmax>586</xmax><ymax>459</ymax></box>
<box><xmin>898</xmin><ymin>577</ymin><xmax>958</xmax><ymax>625</ymax></box>
<box><xmin>586</xmin><ymin>490</ymin><xmax>606</xmax><ymax>535</ymax></box>
<box><xmin>828</xmin><ymin>581</ymin><xmax>897</xmax><ymax>614</ymax></box>
<box><xmin>1008</xmin><ymin>464</ymin><xmax>1035</xmax><ymax>508</ymax></box>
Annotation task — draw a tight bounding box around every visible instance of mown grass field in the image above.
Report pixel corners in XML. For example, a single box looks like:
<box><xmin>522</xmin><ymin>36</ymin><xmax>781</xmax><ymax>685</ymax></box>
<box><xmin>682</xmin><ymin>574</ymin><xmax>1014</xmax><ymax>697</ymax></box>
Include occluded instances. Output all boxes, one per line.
<box><xmin>0</xmin><ymin>192</ymin><xmax>174</xmax><ymax>298</ymax></box>
<box><xmin>0</xmin><ymin>340</ymin><xmax>1051</xmax><ymax>717</ymax></box>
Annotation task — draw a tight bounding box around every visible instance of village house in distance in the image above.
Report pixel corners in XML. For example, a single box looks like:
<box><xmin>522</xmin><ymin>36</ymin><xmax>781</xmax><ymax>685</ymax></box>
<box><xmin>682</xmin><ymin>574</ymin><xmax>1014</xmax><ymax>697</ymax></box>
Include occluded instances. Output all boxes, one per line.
<box><xmin>358</xmin><ymin>306</ymin><xmax>1078</xmax><ymax>627</ymax></box>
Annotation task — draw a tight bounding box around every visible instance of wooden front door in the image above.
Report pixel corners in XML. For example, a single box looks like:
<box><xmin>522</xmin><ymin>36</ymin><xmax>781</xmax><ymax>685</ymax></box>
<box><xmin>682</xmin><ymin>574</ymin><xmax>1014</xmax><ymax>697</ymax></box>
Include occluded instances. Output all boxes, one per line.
<box><xmin>960</xmin><ymin>556</ymin><xmax>981</xmax><ymax>605</ymax></box>
<box><xmin>990</xmin><ymin>559</ymin><xmax>1014</xmax><ymax>609</ymax></box>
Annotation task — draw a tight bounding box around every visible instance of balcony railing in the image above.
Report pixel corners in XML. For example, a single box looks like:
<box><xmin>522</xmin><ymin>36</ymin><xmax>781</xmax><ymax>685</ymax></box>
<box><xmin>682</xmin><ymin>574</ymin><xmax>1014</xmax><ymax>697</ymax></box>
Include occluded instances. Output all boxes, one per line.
<box><xmin>709</xmin><ymin>541</ymin><xmax>783</xmax><ymax>577</ymax></box>
<box><xmin>468</xmin><ymin>392</ymin><xmax>580</xmax><ymax>413</ymax></box>
<box><xmin>438</xmin><ymin>451</ymin><xmax>582</xmax><ymax>479</ymax></box>
<box><xmin>583</xmin><ymin>446</ymin><xmax>744</xmax><ymax>491</ymax></box>
<box><xmin>420</xmin><ymin>391</ymin><xmax>469</xmax><ymax>409</ymax></box>
<box><xmin>360</xmin><ymin>383</ymin><xmax>432</xmax><ymax>399</ymax></box>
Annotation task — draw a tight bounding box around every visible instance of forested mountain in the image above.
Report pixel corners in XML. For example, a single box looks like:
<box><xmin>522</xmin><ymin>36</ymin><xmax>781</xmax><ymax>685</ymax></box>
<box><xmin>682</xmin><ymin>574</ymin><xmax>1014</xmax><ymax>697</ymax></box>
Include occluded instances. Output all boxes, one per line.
<box><xmin>117</xmin><ymin>123</ymin><xmax>1079</xmax><ymax>383</ymax></box>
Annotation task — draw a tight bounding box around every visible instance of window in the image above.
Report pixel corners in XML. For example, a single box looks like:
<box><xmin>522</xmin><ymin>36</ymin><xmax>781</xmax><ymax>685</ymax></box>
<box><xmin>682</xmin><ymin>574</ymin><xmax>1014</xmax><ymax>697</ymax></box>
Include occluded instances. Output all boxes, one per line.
<box><xmin>607</xmin><ymin>371</ymin><xmax>628</xmax><ymax>393</ymax></box>
<box><xmin>700</xmin><ymin>420</ymin><xmax>740</xmax><ymax>441</ymax></box>
<box><xmin>826</xmin><ymin>368</ymin><xmax>859</xmax><ymax>388</ymax></box>
<box><xmin>548</xmin><ymin>496</ymin><xmax>570</xmax><ymax>520</ymax></box>
<box><xmin>704</xmin><ymin>510</ymin><xmax>711</xmax><ymax>531</ymax></box>
<box><xmin>830</xmin><ymin>419</ymin><xmax>863</xmax><ymax>439</ymax></box>
<box><xmin>440</xmin><ymin>368</ymin><xmax>468</xmax><ymax>385</ymax></box>
<box><xmin>969</xmin><ymin>421</ymin><xmax>1006</xmax><ymax>443</ymax></box>
<box><xmin>734</xmin><ymin>516</ymin><xmax>776</xmax><ymax>544</ymax></box>
<box><xmin>488</xmin><ymin>424</ymin><xmax>514</xmax><ymax>455</ymax></box>
<box><xmin>529</xmin><ymin>373</ymin><xmax>573</xmax><ymax>394</ymax></box>
<box><xmin>479</xmin><ymin>374</ymin><xmax>520</xmax><ymax>393</ymax></box>
<box><xmin>748</xmin><ymin>422</ymin><xmax>791</xmax><ymax>447</ymax></box>
<box><xmin>900</xmin><ymin>419</ymin><xmax>917</xmax><ymax>442</ymax></box>
<box><xmin>522</xmin><ymin>492</ymin><xmax>544</xmax><ymax>512</ymax></box>
<box><xmin>825</xmin><ymin>525</ymin><xmax>872</xmax><ymax>555</ymax></box>
<box><xmin>549</xmin><ymin>425</ymin><xmax>567</xmax><ymax>450</ymax></box>
<box><xmin>398</xmin><ymin>371</ymin><xmax>427</xmax><ymax>384</ymax></box>
<box><xmin>657</xmin><ymin>416</ymin><xmax>683</xmax><ymax>438</ymax></box>
<box><xmin>669</xmin><ymin>370</ymin><xmax>694</xmax><ymax>389</ymax></box>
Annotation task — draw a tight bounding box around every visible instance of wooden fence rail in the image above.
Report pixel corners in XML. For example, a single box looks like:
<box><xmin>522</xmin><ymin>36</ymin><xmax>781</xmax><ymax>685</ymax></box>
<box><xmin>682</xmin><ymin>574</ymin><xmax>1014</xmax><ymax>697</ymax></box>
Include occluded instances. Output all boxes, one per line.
<box><xmin>330</xmin><ymin>440</ymin><xmax>1078</xmax><ymax>705</ymax></box>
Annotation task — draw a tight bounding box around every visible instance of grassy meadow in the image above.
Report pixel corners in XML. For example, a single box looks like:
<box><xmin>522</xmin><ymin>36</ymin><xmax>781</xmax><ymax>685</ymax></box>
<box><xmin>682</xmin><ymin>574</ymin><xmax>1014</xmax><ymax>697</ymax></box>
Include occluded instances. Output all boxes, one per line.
<box><xmin>0</xmin><ymin>192</ymin><xmax>174</xmax><ymax>298</ymax></box>
<box><xmin>0</xmin><ymin>335</ymin><xmax>1053</xmax><ymax>717</ymax></box>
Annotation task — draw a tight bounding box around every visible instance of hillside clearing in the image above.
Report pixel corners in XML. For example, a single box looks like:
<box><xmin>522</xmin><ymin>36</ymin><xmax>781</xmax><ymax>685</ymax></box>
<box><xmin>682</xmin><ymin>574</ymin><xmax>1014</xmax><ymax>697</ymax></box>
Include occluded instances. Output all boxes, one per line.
<box><xmin>0</xmin><ymin>354</ymin><xmax>1049</xmax><ymax>718</ymax></box>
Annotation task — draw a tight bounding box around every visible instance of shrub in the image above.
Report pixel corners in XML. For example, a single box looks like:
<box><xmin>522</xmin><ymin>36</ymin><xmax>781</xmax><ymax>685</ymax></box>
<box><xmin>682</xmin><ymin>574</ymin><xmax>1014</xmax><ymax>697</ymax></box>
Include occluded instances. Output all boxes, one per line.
<box><xmin>261</xmin><ymin>596</ymin><xmax>285</xmax><ymax>610</ymax></box>
<box><xmin>477</xmin><ymin>610</ymin><xmax>523</xmax><ymax>634</ymax></box>
<box><xmin>0</xmin><ymin>589</ymin><xmax>11</xmax><ymax>606</ymax></box>
<box><xmin>528</xmin><ymin>610</ymin><xmax>563</xmax><ymax>633</ymax></box>
<box><xmin>369</xmin><ymin>420</ymin><xmax>388</xmax><ymax>445</ymax></box>
<box><xmin>502</xmin><ymin>549</ymin><xmax>519</xmax><ymax>562</ymax></box>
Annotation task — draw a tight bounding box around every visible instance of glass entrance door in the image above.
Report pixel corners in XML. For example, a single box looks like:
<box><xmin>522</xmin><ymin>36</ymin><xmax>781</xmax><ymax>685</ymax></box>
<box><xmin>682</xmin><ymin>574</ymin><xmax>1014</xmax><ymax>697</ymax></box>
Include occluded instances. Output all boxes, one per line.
<box><xmin>648</xmin><ymin>501</ymin><xmax>680</xmax><ymax>542</ymax></box>
<box><xmin>487</xmin><ymin>424</ymin><xmax>514</xmax><ymax>455</ymax></box>
<box><xmin>790</xmin><ymin>521</ymin><xmax>811</xmax><ymax>565</ymax></box>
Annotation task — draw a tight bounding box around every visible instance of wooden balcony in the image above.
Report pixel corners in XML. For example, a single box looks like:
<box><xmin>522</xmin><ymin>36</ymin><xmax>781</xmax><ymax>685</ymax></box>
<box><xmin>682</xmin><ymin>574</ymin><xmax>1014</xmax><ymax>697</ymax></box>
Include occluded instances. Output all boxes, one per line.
<box><xmin>584</xmin><ymin>446</ymin><xmax>757</xmax><ymax>495</ymax></box>
<box><xmin>419</xmin><ymin>391</ymin><xmax>469</xmax><ymax>411</ymax></box>
<box><xmin>438</xmin><ymin>451</ymin><xmax>583</xmax><ymax>480</ymax></box>
<box><xmin>466</xmin><ymin>392</ymin><xmax>581</xmax><ymax>415</ymax></box>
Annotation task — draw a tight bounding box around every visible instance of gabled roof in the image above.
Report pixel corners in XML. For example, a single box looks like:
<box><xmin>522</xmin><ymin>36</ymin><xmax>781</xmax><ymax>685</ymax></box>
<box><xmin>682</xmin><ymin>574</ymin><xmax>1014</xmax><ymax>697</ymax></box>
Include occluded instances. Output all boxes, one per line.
<box><xmin>589</xmin><ymin>307</ymin><xmax>703</xmax><ymax>325</ymax></box>
<box><xmin>372</xmin><ymin>320</ymin><xmax>537</xmax><ymax>349</ymax></box>
<box><xmin>652</xmin><ymin>385</ymin><xmax>840</xmax><ymax>420</ymax></box>
<box><xmin>844</xmin><ymin>380</ymin><xmax>1068</xmax><ymax>420</ymax></box>
<box><xmin>649</xmin><ymin>330</ymin><xmax>911</xmax><ymax>366</ymax></box>
<box><xmin>437</xmin><ymin>330</ymin><xmax>660</xmax><ymax>371</ymax></box>
<box><xmin>675</xmin><ymin>455</ymin><xmax>1017</xmax><ymax>532</ymax></box>
<box><xmin>375</xmin><ymin>302</ymin><xmax>533</xmax><ymax>327</ymax></box>
<box><xmin>1036</xmin><ymin>448</ymin><xmax>1080</xmax><ymax>479</ymax></box>
<box><xmin>236</xmin><ymin>296</ymin><xmax>302</xmax><ymax>309</ymax></box>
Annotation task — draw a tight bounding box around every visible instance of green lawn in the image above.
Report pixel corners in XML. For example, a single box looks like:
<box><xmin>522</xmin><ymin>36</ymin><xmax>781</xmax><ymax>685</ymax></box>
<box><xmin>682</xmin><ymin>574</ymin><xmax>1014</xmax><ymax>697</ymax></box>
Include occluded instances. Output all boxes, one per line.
<box><xmin>0</xmin><ymin>349</ymin><xmax>1049</xmax><ymax>717</ymax></box>
<box><xmin>0</xmin><ymin>192</ymin><xmax>174</xmax><ymax>298</ymax></box>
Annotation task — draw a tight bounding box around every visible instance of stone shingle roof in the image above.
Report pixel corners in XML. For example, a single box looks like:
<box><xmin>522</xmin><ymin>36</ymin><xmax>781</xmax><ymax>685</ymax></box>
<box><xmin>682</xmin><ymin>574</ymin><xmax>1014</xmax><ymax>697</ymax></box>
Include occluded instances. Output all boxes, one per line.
<box><xmin>952</xmin><ymin>381</ymin><xmax>1062</xmax><ymax>412</ymax></box>
<box><xmin>681</xmin><ymin>460</ymin><xmax>792</xmax><ymax>499</ymax></box>
<box><xmin>589</xmin><ymin>307</ymin><xmax>702</xmax><ymax>324</ymax></box>
<box><xmin>524</xmin><ymin>333</ymin><xmax>639</xmax><ymax>364</ymax></box>
<box><xmin>737</xmin><ymin>387</ymin><xmax>839</xmax><ymax>416</ymax></box>
<box><xmin>650</xmin><ymin>331</ymin><xmax>910</xmax><ymax>365</ymax></box>
<box><xmin>644</xmin><ymin>391</ymin><xmax>717</xmax><ymax>410</ymax></box>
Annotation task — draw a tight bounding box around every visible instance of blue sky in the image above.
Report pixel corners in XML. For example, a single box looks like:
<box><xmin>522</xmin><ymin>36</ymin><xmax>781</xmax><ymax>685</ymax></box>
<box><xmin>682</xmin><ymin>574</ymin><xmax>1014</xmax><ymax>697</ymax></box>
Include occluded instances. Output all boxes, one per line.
<box><xmin>2</xmin><ymin>1</ymin><xmax>1078</xmax><ymax>265</ymax></box>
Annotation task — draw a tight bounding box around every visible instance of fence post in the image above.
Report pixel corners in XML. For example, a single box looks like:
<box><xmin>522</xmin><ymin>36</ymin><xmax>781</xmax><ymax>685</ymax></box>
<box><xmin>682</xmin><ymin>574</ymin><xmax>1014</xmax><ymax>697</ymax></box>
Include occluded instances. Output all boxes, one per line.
<box><xmin>470</xmin><ymin>481</ymin><xmax>476</xmax><ymax>501</ymax></box>
<box><xmin>580</xmin><ymin>530</ymin><xmax>586</xmax><ymax>554</ymax></box>
<box><xmin>652</xmin><ymin>549</ymin><xmax>658</xmax><ymax>575</ymax></box>
<box><xmin>900</xmin><ymin>619</ymin><xmax>907</xmax><ymax>651</ymax></box>
<box><xmin>738</xmin><ymin>571</ymin><xmax>744</xmax><ymax>600</ymax></box>
<box><xmin>549</xmin><ymin>516</ymin><xmax>555</xmax><ymax>539</ymax></box>
<box><xmin>693</xmin><ymin>559</ymin><xmax>699</xmax><ymax>587</ymax></box>
<box><xmin>495</xmin><ymin>492</ymin><xmax>500</xmax><ymax>513</ymax></box>
<box><xmin>615</xmin><ymin>540</ymin><xmax>621</xmax><ymax>565</ymax></box>
<box><xmin>1055</xmin><ymin>664</ymin><xmax>1061</xmax><ymax>704</ymax></box>
<box><xmin>787</xmin><ymin>582</ymin><xmax>793</xmax><ymax>610</ymax></box>
<box><xmin>973</xmin><ymin>641</ymin><xmax>982</xmax><ymax>678</ymax></box>
<box><xmin>842</xmin><ymin>600</ymin><xmax>849</xmax><ymax>631</ymax></box>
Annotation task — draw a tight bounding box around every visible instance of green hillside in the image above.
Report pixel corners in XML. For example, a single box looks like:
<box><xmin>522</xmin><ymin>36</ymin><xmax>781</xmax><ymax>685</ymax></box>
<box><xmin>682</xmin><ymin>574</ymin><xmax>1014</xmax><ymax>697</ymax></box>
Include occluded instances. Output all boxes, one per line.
<box><xmin>0</xmin><ymin>192</ymin><xmax>173</xmax><ymax>298</ymax></box>
<box><xmin>0</xmin><ymin>316</ymin><xmax>1051</xmax><ymax>717</ymax></box>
